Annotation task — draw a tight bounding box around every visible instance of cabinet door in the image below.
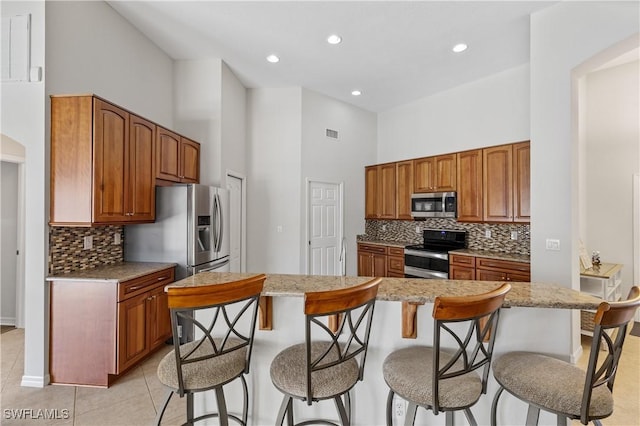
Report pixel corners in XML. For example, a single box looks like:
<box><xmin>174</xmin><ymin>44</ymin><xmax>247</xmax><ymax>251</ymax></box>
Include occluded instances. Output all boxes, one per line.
<box><xmin>450</xmin><ymin>265</ymin><xmax>476</xmax><ymax>280</ymax></box>
<box><xmin>476</xmin><ymin>269</ymin><xmax>506</xmax><ymax>281</ymax></box>
<box><xmin>156</xmin><ymin>127</ymin><xmax>181</xmax><ymax>182</ymax></box>
<box><xmin>379</xmin><ymin>163</ymin><xmax>396</xmax><ymax>219</ymax></box>
<box><xmin>180</xmin><ymin>137</ymin><xmax>200</xmax><ymax>183</ymax></box>
<box><xmin>483</xmin><ymin>145</ymin><xmax>513</xmax><ymax>222</ymax></box>
<box><xmin>357</xmin><ymin>251</ymin><xmax>373</xmax><ymax>276</ymax></box>
<box><xmin>373</xmin><ymin>253</ymin><xmax>387</xmax><ymax>277</ymax></box>
<box><xmin>117</xmin><ymin>292</ymin><xmax>149</xmax><ymax>373</ymax></box>
<box><xmin>513</xmin><ymin>141</ymin><xmax>530</xmax><ymax>223</ymax></box>
<box><xmin>128</xmin><ymin>115</ymin><xmax>156</xmax><ymax>222</ymax></box>
<box><xmin>396</xmin><ymin>160</ymin><xmax>414</xmax><ymax>220</ymax></box>
<box><xmin>148</xmin><ymin>285</ymin><xmax>172</xmax><ymax>350</ymax></box>
<box><xmin>93</xmin><ymin>99</ymin><xmax>129</xmax><ymax>223</ymax></box>
<box><xmin>414</xmin><ymin>157</ymin><xmax>435</xmax><ymax>192</ymax></box>
<box><xmin>456</xmin><ymin>149</ymin><xmax>483</xmax><ymax>222</ymax></box>
<box><xmin>365</xmin><ymin>166</ymin><xmax>379</xmax><ymax>219</ymax></box>
<box><xmin>434</xmin><ymin>154</ymin><xmax>456</xmax><ymax>191</ymax></box>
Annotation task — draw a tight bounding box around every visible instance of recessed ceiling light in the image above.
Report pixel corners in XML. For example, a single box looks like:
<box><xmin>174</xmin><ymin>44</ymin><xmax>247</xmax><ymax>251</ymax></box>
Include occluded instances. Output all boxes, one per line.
<box><xmin>327</xmin><ymin>34</ymin><xmax>342</xmax><ymax>45</ymax></box>
<box><xmin>452</xmin><ymin>43</ymin><xmax>468</xmax><ymax>53</ymax></box>
<box><xmin>351</xmin><ymin>90</ymin><xmax>362</xmax><ymax>96</ymax></box>
<box><xmin>266</xmin><ymin>54</ymin><xmax>280</xmax><ymax>63</ymax></box>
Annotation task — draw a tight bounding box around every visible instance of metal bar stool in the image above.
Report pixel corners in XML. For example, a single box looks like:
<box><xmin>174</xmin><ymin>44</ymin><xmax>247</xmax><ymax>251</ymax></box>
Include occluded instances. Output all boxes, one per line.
<box><xmin>270</xmin><ymin>277</ymin><xmax>381</xmax><ymax>426</ymax></box>
<box><xmin>154</xmin><ymin>274</ymin><xmax>266</xmax><ymax>426</ymax></box>
<box><xmin>383</xmin><ymin>283</ymin><xmax>511</xmax><ymax>426</ymax></box>
<box><xmin>491</xmin><ymin>286</ymin><xmax>640</xmax><ymax>426</ymax></box>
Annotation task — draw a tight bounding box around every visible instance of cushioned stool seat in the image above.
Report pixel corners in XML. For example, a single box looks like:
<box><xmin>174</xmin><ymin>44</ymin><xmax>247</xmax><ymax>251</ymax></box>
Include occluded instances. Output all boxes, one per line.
<box><xmin>158</xmin><ymin>338</ymin><xmax>247</xmax><ymax>392</ymax></box>
<box><xmin>490</xmin><ymin>286</ymin><xmax>640</xmax><ymax>426</ymax></box>
<box><xmin>383</xmin><ymin>346</ymin><xmax>482</xmax><ymax>410</ymax></box>
<box><xmin>492</xmin><ymin>352</ymin><xmax>613</xmax><ymax>419</ymax></box>
<box><xmin>271</xmin><ymin>342</ymin><xmax>359</xmax><ymax>400</ymax></box>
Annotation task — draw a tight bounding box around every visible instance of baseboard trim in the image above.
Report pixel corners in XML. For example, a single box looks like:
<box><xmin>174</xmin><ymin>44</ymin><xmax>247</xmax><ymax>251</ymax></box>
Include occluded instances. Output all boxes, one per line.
<box><xmin>570</xmin><ymin>344</ymin><xmax>583</xmax><ymax>364</ymax></box>
<box><xmin>0</xmin><ymin>317</ymin><xmax>16</xmax><ymax>326</ymax></box>
<box><xmin>21</xmin><ymin>374</ymin><xmax>50</xmax><ymax>388</ymax></box>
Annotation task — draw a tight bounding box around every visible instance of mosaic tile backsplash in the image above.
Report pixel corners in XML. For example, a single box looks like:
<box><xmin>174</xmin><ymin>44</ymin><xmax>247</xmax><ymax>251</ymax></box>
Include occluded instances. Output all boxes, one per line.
<box><xmin>49</xmin><ymin>226</ymin><xmax>124</xmax><ymax>274</ymax></box>
<box><xmin>364</xmin><ymin>219</ymin><xmax>530</xmax><ymax>255</ymax></box>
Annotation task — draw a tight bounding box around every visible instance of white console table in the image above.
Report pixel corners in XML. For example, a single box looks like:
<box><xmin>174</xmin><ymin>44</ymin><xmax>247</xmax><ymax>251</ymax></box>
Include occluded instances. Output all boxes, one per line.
<box><xmin>580</xmin><ymin>262</ymin><xmax>623</xmax><ymax>335</ymax></box>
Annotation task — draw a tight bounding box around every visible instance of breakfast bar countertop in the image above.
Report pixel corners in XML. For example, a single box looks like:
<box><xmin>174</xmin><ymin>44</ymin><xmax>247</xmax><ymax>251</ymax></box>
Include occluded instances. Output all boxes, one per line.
<box><xmin>167</xmin><ymin>272</ymin><xmax>602</xmax><ymax>311</ymax></box>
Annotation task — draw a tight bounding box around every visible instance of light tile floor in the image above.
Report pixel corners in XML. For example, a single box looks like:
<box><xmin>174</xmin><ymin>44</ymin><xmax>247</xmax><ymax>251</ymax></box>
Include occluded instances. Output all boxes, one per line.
<box><xmin>1</xmin><ymin>327</ymin><xmax>638</xmax><ymax>425</ymax></box>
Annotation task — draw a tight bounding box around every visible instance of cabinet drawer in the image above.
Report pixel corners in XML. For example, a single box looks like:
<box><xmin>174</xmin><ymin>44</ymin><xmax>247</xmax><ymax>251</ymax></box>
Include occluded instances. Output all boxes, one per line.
<box><xmin>476</xmin><ymin>258</ymin><xmax>530</xmax><ymax>274</ymax></box>
<box><xmin>118</xmin><ymin>268</ymin><xmax>175</xmax><ymax>302</ymax></box>
<box><xmin>388</xmin><ymin>247</ymin><xmax>405</xmax><ymax>257</ymax></box>
<box><xmin>357</xmin><ymin>243</ymin><xmax>387</xmax><ymax>255</ymax></box>
<box><xmin>450</xmin><ymin>254</ymin><xmax>475</xmax><ymax>268</ymax></box>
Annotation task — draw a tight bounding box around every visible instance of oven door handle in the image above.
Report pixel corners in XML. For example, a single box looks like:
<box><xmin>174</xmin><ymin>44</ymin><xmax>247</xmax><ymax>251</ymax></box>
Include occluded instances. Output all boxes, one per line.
<box><xmin>404</xmin><ymin>249</ymin><xmax>448</xmax><ymax>261</ymax></box>
<box><xmin>404</xmin><ymin>265</ymin><xmax>448</xmax><ymax>279</ymax></box>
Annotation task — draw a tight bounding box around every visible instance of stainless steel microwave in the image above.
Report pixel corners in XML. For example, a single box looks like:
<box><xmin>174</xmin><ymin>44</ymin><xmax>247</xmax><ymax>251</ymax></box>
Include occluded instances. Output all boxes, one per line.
<box><xmin>411</xmin><ymin>192</ymin><xmax>457</xmax><ymax>218</ymax></box>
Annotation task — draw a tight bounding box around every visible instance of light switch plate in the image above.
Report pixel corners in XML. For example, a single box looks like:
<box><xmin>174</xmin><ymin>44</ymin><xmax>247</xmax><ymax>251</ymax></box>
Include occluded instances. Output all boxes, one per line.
<box><xmin>83</xmin><ymin>235</ymin><xmax>93</xmax><ymax>250</ymax></box>
<box><xmin>485</xmin><ymin>229</ymin><xmax>492</xmax><ymax>238</ymax></box>
<box><xmin>546</xmin><ymin>239</ymin><xmax>560</xmax><ymax>251</ymax></box>
<box><xmin>510</xmin><ymin>231</ymin><xmax>518</xmax><ymax>240</ymax></box>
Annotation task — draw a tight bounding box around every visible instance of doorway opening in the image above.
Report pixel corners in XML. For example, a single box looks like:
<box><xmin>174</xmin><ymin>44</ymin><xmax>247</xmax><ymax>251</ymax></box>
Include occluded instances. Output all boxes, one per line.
<box><xmin>1</xmin><ymin>134</ymin><xmax>26</xmax><ymax>329</ymax></box>
<box><xmin>226</xmin><ymin>171</ymin><xmax>246</xmax><ymax>273</ymax></box>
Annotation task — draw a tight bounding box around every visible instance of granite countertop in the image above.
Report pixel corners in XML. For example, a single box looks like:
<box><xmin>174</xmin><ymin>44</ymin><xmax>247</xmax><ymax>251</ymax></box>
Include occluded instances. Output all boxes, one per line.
<box><xmin>356</xmin><ymin>239</ymin><xmax>415</xmax><ymax>248</ymax></box>
<box><xmin>450</xmin><ymin>249</ymin><xmax>530</xmax><ymax>263</ymax></box>
<box><xmin>46</xmin><ymin>262</ymin><xmax>177</xmax><ymax>282</ymax></box>
<box><xmin>167</xmin><ymin>272</ymin><xmax>602</xmax><ymax>310</ymax></box>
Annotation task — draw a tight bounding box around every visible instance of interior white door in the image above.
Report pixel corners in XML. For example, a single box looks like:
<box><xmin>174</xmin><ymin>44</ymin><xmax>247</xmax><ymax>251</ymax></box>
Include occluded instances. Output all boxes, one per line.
<box><xmin>307</xmin><ymin>181</ymin><xmax>343</xmax><ymax>276</ymax></box>
<box><xmin>227</xmin><ymin>174</ymin><xmax>243</xmax><ymax>273</ymax></box>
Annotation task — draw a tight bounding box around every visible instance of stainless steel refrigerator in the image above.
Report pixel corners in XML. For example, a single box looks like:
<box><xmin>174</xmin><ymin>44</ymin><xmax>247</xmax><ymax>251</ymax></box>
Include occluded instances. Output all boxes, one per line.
<box><xmin>124</xmin><ymin>184</ymin><xmax>230</xmax><ymax>280</ymax></box>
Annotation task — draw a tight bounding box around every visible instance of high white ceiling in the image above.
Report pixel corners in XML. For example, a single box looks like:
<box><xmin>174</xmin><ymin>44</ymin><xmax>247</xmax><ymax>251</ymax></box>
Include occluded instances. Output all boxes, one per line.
<box><xmin>107</xmin><ymin>1</ymin><xmax>556</xmax><ymax>113</ymax></box>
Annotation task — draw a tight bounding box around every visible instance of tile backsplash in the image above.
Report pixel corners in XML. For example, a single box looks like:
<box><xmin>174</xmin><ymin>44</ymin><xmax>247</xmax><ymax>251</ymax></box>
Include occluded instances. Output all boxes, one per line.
<box><xmin>364</xmin><ymin>219</ymin><xmax>530</xmax><ymax>255</ymax></box>
<box><xmin>49</xmin><ymin>226</ymin><xmax>124</xmax><ymax>274</ymax></box>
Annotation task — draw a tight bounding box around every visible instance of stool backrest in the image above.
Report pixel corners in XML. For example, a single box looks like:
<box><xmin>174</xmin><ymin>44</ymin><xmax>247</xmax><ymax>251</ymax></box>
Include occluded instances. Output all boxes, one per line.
<box><xmin>580</xmin><ymin>286</ymin><xmax>640</xmax><ymax>424</ymax></box>
<box><xmin>303</xmin><ymin>278</ymin><xmax>381</xmax><ymax>405</ymax></box>
<box><xmin>166</xmin><ymin>274</ymin><xmax>266</xmax><ymax>396</ymax></box>
<box><xmin>431</xmin><ymin>283</ymin><xmax>511</xmax><ymax>414</ymax></box>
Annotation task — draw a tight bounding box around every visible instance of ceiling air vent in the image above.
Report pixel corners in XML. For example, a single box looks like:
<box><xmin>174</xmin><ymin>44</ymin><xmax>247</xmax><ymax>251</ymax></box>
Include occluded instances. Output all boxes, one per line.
<box><xmin>326</xmin><ymin>128</ymin><xmax>339</xmax><ymax>139</ymax></box>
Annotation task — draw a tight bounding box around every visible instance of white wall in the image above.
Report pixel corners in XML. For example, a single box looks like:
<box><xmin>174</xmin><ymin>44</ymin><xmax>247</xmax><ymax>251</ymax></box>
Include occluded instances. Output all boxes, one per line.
<box><xmin>583</xmin><ymin>60</ymin><xmax>639</xmax><ymax>297</ymax></box>
<box><xmin>246</xmin><ymin>88</ymin><xmax>302</xmax><ymax>273</ymax></box>
<box><xmin>173</xmin><ymin>59</ymin><xmax>222</xmax><ymax>186</ymax></box>
<box><xmin>1</xmin><ymin>0</ymin><xmax>46</xmax><ymax>387</ymax></box>
<box><xmin>46</xmin><ymin>1</ymin><xmax>173</xmax><ymax>125</ymax></box>
<box><xmin>221</xmin><ymin>61</ymin><xmax>248</xmax><ymax>183</ymax></box>
<box><xmin>301</xmin><ymin>89</ymin><xmax>377</xmax><ymax>275</ymax></box>
<box><xmin>377</xmin><ymin>65</ymin><xmax>530</xmax><ymax>162</ymax></box>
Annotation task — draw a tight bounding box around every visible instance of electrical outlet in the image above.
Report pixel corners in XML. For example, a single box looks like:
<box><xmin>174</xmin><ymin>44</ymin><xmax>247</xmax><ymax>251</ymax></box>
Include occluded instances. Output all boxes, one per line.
<box><xmin>83</xmin><ymin>235</ymin><xmax>93</xmax><ymax>250</ymax></box>
<box><xmin>545</xmin><ymin>239</ymin><xmax>561</xmax><ymax>251</ymax></box>
<box><xmin>394</xmin><ymin>399</ymin><xmax>405</xmax><ymax>418</ymax></box>
<box><xmin>510</xmin><ymin>231</ymin><xmax>518</xmax><ymax>240</ymax></box>
<box><xmin>485</xmin><ymin>229</ymin><xmax>492</xmax><ymax>238</ymax></box>
<box><xmin>382</xmin><ymin>224</ymin><xmax>387</xmax><ymax>232</ymax></box>
<box><xmin>415</xmin><ymin>226</ymin><xmax>421</xmax><ymax>234</ymax></box>
<box><xmin>177</xmin><ymin>325</ymin><xmax>183</xmax><ymax>338</ymax></box>
<box><xmin>114</xmin><ymin>233</ymin><xmax>121</xmax><ymax>245</ymax></box>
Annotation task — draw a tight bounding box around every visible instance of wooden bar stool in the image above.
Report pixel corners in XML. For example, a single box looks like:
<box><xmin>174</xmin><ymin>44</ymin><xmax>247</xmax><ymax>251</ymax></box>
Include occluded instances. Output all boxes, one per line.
<box><xmin>269</xmin><ymin>277</ymin><xmax>381</xmax><ymax>426</ymax></box>
<box><xmin>383</xmin><ymin>283</ymin><xmax>511</xmax><ymax>426</ymax></box>
<box><xmin>154</xmin><ymin>274</ymin><xmax>266</xmax><ymax>426</ymax></box>
<box><xmin>491</xmin><ymin>286</ymin><xmax>640</xmax><ymax>426</ymax></box>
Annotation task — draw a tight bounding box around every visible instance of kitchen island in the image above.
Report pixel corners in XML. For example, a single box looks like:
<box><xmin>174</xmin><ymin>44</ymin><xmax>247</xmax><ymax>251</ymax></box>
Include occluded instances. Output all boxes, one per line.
<box><xmin>168</xmin><ymin>272</ymin><xmax>602</xmax><ymax>425</ymax></box>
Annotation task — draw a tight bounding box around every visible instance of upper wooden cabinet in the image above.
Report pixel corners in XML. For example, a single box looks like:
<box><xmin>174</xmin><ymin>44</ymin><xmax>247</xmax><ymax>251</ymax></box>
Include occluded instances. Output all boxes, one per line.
<box><xmin>365</xmin><ymin>163</ymin><xmax>396</xmax><ymax>219</ymax></box>
<box><xmin>396</xmin><ymin>160</ymin><xmax>414</xmax><ymax>220</ymax></box>
<box><xmin>483</xmin><ymin>141</ymin><xmax>530</xmax><ymax>223</ymax></box>
<box><xmin>50</xmin><ymin>95</ymin><xmax>156</xmax><ymax>226</ymax></box>
<box><xmin>512</xmin><ymin>141</ymin><xmax>530</xmax><ymax>222</ymax></box>
<box><xmin>156</xmin><ymin>127</ymin><xmax>200</xmax><ymax>184</ymax></box>
<box><xmin>413</xmin><ymin>154</ymin><xmax>456</xmax><ymax>193</ymax></box>
<box><xmin>456</xmin><ymin>149</ymin><xmax>483</xmax><ymax>222</ymax></box>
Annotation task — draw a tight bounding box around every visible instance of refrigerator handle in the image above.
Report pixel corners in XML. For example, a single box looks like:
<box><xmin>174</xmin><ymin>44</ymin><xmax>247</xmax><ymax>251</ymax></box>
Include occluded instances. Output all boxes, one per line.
<box><xmin>215</xmin><ymin>193</ymin><xmax>223</xmax><ymax>252</ymax></box>
<box><xmin>212</xmin><ymin>193</ymin><xmax>219</xmax><ymax>253</ymax></box>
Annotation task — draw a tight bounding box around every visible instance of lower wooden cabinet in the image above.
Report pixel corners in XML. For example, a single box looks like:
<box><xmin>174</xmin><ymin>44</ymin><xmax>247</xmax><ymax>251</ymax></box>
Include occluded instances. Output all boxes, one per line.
<box><xmin>50</xmin><ymin>266</ymin><xmax>175</xmax><ymax>387</ymax></box>
<box><xmin>449</xmin><ymin>254</ymin><xmax>530</xmax><ymax>282</ymax></box>
<box><xmin>357</xmin><ymin>243</ymin><xmax>388</xmax><ymax>277</ymax></box>
<box><xmin>387</xmin><ymin>247</ymin><xmax>405</xmax><ymax>277</ymax></box>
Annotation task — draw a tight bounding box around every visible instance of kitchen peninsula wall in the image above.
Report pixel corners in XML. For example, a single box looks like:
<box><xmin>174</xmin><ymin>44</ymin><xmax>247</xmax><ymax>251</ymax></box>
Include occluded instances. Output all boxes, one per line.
<box><xmin>364</xmin><ymin>219</ymin><xmax>530</xmax><ymax>255</ymax></box>
<box><xmin>49</xmin><ymin>226</ymin><xmax>123</xmax><ymax>275</ymax></box>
